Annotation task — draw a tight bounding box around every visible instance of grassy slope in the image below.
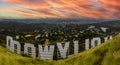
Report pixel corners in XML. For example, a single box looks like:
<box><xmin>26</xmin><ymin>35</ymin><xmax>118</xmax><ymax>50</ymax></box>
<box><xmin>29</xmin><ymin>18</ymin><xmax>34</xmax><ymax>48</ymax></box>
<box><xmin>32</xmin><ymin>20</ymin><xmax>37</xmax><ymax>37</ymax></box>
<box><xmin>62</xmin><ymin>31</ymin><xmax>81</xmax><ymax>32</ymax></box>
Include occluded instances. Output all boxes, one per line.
<box><xmin>1</xmin><ymin>35</ymin><xmax>120</xmax><ymax>65</ymax></box>
<box><xmin>56</xmin><ymin>35</ymin><xmax>120</xmax><ymax>65</ymax></box>
<box><xmin>0</xmin><ymin>46</ymin><xmax>53</xmax><ymax>65</ymax></box>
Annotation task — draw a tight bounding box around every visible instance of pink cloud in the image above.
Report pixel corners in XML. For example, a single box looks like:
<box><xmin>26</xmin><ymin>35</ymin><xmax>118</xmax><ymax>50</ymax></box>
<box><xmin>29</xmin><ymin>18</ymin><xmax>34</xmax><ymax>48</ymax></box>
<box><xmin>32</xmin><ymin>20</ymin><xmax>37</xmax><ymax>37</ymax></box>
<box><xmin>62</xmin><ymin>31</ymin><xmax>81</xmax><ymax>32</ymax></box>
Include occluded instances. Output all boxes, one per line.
<box><xmin>3</xmin><ymin>0</ymin><xmax>120</xmax><ymax>19</ymax></box>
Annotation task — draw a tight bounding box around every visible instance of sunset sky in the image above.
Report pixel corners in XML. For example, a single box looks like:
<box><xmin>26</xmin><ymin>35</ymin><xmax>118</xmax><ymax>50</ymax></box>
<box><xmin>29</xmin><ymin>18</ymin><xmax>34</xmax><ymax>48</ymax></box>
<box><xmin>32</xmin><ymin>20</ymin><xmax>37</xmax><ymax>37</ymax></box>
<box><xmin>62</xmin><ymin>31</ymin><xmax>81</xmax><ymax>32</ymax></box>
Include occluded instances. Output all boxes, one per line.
<box><xmin>0</xmin><ymin>0</ymin><xmax>120</xmax><ymax>19</ymax></box>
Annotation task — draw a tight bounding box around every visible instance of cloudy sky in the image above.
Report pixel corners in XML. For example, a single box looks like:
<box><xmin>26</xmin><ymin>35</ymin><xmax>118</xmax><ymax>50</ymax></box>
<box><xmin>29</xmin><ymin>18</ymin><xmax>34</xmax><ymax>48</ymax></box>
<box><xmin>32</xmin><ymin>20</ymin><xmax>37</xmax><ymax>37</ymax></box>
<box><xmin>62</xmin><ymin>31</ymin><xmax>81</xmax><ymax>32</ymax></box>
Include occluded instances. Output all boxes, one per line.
<box><xmin>0</xmin><ymin>0</ymin><xmax>120</xmax><ymax>19</ymax></box>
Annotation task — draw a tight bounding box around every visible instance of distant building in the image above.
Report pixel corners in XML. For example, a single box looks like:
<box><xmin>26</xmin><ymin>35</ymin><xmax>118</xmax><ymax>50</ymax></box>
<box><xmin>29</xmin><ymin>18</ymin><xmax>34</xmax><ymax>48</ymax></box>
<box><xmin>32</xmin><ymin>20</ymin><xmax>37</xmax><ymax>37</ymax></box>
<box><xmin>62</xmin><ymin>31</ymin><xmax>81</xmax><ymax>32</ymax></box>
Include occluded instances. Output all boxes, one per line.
<box><xmin>25</xmin><ymin>34</ymin><xmax>33</xmax><ymax>38</ymax></box>
<box><xmin>35</xmin><ymin>34</ymin><xmax>41</xmax><ymax>40</ymax></box>
<box><xmin>88</xmin><ymin>26</ymin><xmax>95</xmax><ymax>29</ymax></box>
<box><xmin>16</xmin><ymin>35</ymin><xmax>19</xmax><ymax>39</ymax></box>
<box><xmin>101</xmin><ymin>27</ymin><xmax>108</xmax><ymax>32</ymax></box>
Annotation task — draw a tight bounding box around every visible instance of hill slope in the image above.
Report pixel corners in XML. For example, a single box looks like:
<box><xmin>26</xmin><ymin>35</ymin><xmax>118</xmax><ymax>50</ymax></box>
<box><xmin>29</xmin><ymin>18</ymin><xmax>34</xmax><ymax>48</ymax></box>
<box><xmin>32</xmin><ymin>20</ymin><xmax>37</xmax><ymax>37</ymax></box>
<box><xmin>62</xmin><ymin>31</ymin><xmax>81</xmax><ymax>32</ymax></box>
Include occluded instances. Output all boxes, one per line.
<box><xmin>0</xmin><ymin>46</ymin><xmax>52</xmax><ymax>65</ymax></box>
<box><xmin>1</xmin><ymin>35</ymin><xmax>120</xmax><ymax>65</ymax></box>
<box><xmin>56</xmin><ymin>34</ymin><xmax>120</xmax><ymax>65</ymax></box>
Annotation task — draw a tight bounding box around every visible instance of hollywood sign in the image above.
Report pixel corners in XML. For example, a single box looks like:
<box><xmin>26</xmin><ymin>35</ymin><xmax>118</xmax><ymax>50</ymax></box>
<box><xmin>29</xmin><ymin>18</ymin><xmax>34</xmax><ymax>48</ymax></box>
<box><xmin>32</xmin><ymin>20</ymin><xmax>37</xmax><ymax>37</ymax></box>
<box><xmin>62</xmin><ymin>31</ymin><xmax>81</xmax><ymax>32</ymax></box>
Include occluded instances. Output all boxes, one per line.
<box><xmin>6</xmin><ymin>36</ymin><xmax>113</xmax><ymax>60</ymax></box>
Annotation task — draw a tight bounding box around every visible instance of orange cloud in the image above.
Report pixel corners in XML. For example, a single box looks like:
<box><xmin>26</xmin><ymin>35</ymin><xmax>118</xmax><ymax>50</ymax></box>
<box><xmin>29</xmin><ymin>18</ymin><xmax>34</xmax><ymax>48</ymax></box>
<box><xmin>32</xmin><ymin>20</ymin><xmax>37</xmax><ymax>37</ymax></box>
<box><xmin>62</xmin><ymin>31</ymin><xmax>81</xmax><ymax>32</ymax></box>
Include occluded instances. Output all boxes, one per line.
<box><xmin>3</xmin><ymin>0</ymin><xmax>120</xmax><ymax>19</ymax></box>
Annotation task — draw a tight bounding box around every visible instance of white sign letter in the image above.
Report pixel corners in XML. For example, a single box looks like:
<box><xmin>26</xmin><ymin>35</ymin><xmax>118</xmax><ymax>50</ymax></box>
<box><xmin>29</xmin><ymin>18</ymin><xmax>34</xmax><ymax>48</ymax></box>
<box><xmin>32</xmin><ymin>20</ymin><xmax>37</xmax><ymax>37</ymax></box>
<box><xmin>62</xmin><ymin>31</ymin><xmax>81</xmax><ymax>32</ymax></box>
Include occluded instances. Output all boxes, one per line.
<box><xmin>74</xmin><ymin>41</ymin><xmax>79</xmax><ymax>54</ymax></box>
<box><xmin>38</xmin><ymin>45</ymin><xmax>54</xmax><ymax>60</ymax></box>
<box><xmin>85</xmin><ymin>39</ymin><xmax>90</xmax><ymax>50</ymax></box>
<box><xmin>6</xmin><ymin>36</ymin><xmax>13</xmax><ymax>49</ymax></box>
<box><xmin>24</xmin><ymin>43</ymin><xmax>36</xmax><ymax>58</ymax></box>
<box><xmin>57</xmin><ymin>42</ymin><xmax>70</xmax><ymax>58</ymax></box>
<box><xmin>91</xmin><ymin>37</ymin><xmax>101</xmax><ymax>48</ymax></box>
<box><xmin>104</xmin><ymin>36</ymin><xmax>113</xmax><ymax>42</ymax></box>
<box><xmin>10</xmin><ymin>40</ymin><xmax>21</xmax><ymax>54</ymax></box>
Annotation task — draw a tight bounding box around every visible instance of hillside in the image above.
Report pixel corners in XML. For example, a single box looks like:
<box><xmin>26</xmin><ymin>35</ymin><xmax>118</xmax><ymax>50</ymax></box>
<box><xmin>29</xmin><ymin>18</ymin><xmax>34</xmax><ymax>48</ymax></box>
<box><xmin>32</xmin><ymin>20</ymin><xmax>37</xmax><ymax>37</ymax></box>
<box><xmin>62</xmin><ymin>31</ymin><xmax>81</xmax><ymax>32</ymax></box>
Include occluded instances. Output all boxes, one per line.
<box><xmin>56</xmin><ymin>34</ymin><xmax>120</xmax><ymax>65</ymax></box>
<box><xmin>1</xmin><ymin>35</ymin><xmax>120</xmax><ymax>65</ymax></box>
<box><xmin>0</xmin><ymin>45</ymin><xmax>53</xmax><ymax>65</ymax></box>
